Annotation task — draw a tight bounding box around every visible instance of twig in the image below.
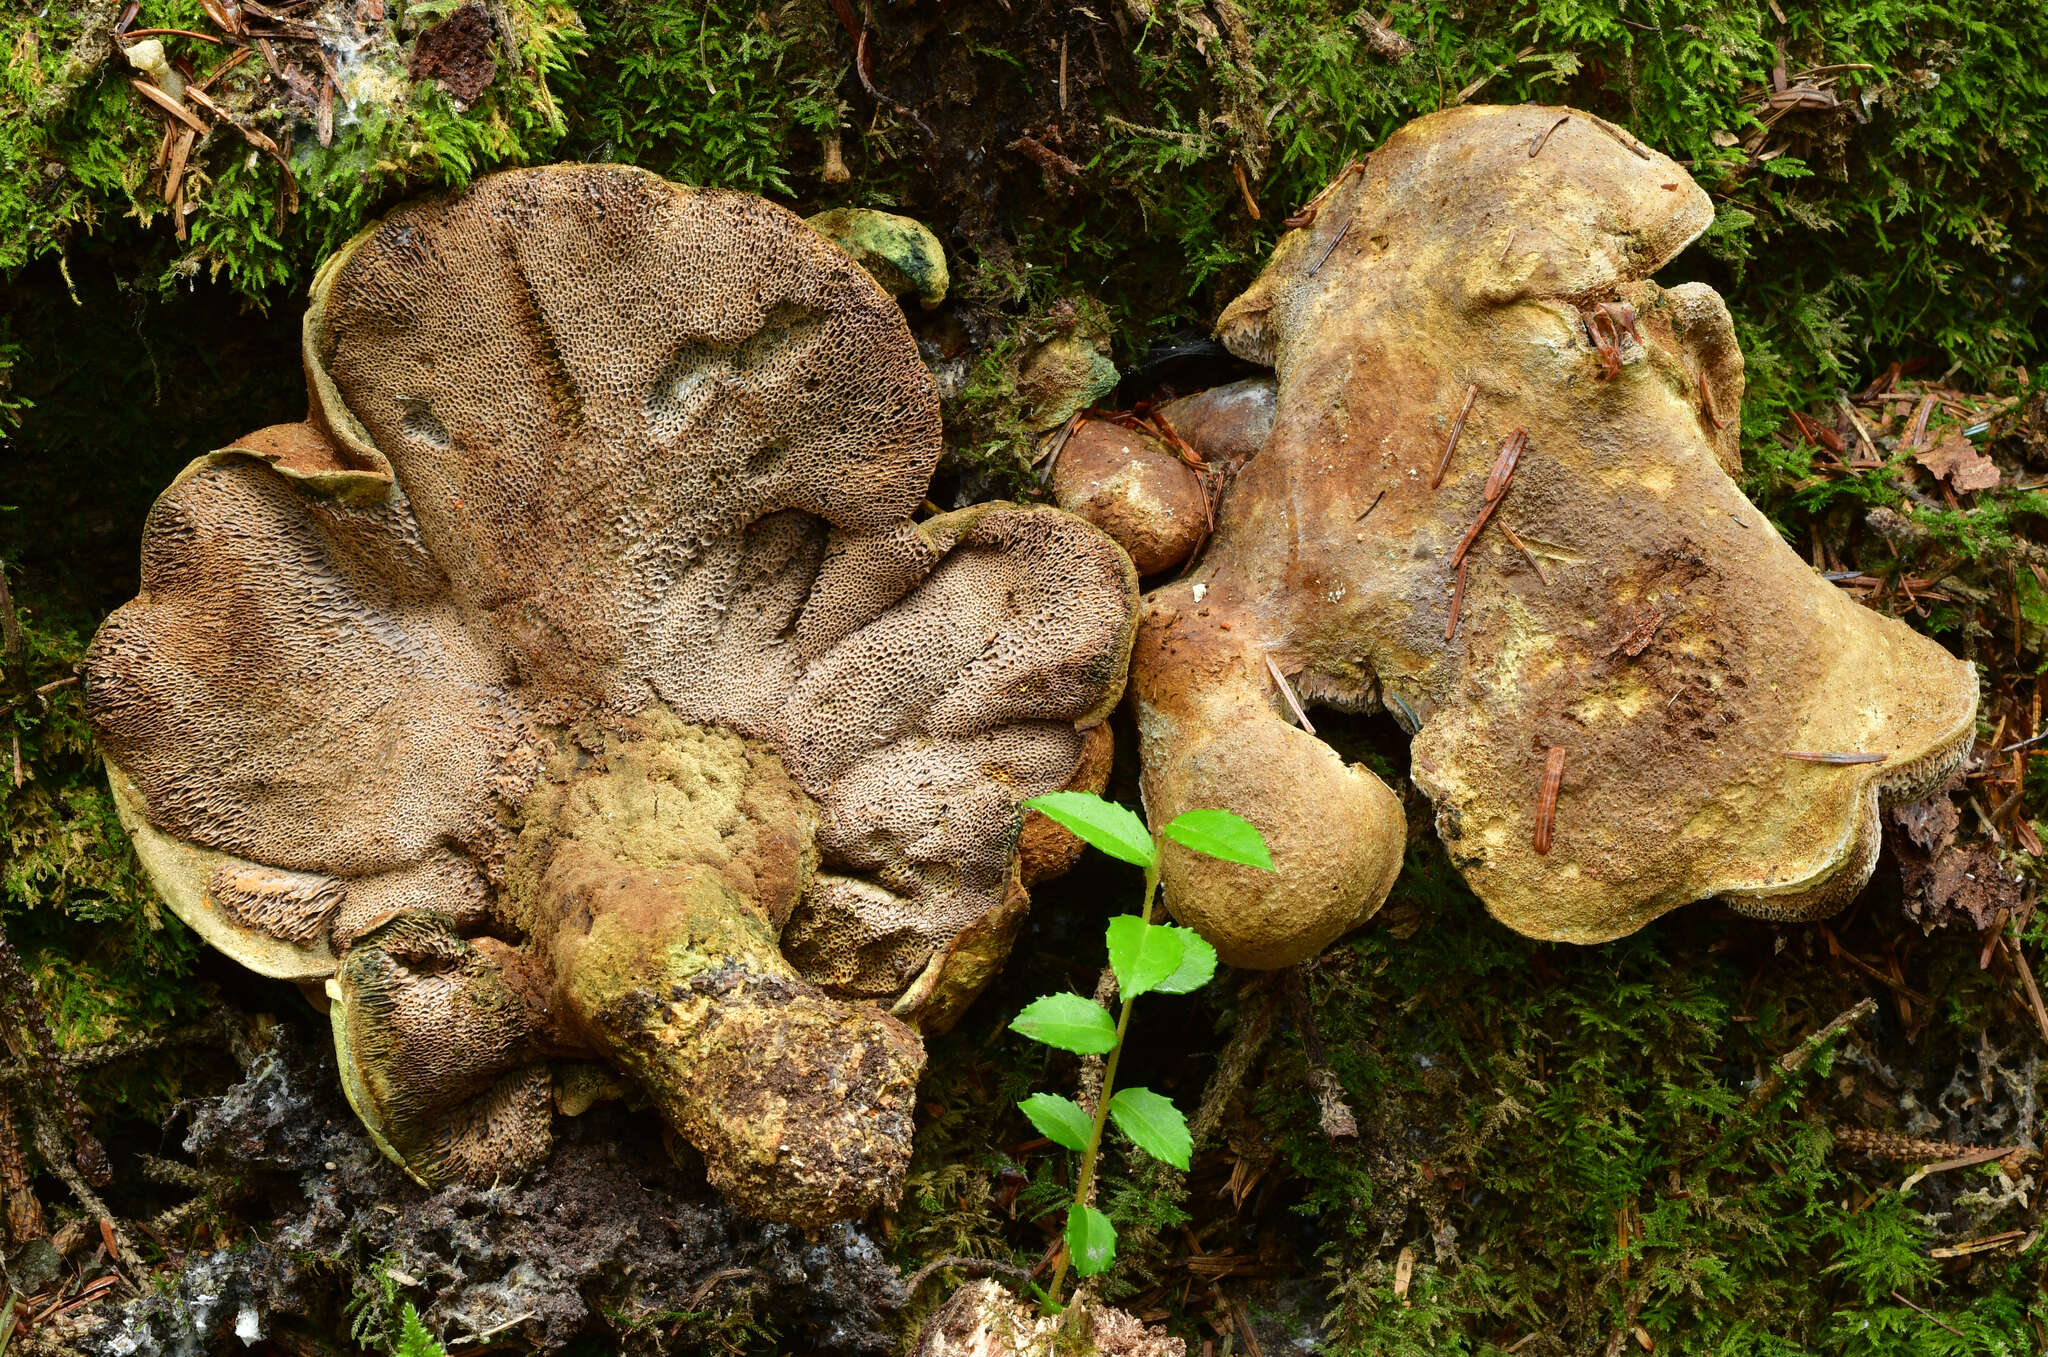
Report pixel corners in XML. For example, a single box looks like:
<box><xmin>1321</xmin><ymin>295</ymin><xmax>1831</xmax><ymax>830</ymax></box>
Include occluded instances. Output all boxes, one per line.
<box><xmin>1307</xmin><ymin>213</ymin><xmax>1354</xmax><ymax>275</ymax></box>
<box><xmin>1429</xmin><ymin>384</ymin><xmax>1479</xmax><ymax>489</ymax></box>
<box><xmin>1999</xmin><ymin>935</ymin><xmax>2048</xmax><ymax>1046</ymax></box>
<box><xmin>128</xmin><ymin>77</ymin><xmax>209</xmax><ymax>134</ymax></box>
<box><xmin>1533</xmin><ymin>746</ymin><xmax>1566</xmax><ymax>854</ymax></box>
<box><xmin>1527</xmin><ymin>113</ymin><xmax>1571</xmax><ymax>157</ymax></box>
<box><xmin>1784</xmin><ymin>751</ymin><xmax>1887</xmax><ymax>764</ymax></box>
<box><xmin>1500</xmin><ymin>523</ymin><xmax>1549</xmax><ymax>584</ymax></box>
<box><xmin>1744</xmin><ymin>998</ymin><xmax>1875</xmax><ymax>1110</ymax></box>
<box><xmin>1445</xmin><ymin>429</ymin><xmax>1528</xmax><ymax>639</ymax></box>
<box><xmin>903</xmin><ymin>1254</ymin><xmax>1030</xmax><ymax>1299</ymax></box>
<box><xmin>450</xmin><ymin>1310</ymin><xmax>541</xmax><ymax>1348</ymax></box>
<box><xmin>1010</xmin><ymin>134</ymin><xmax>1085</xmax><ymax>183</ymax></box>
<box><xmin>1890</xmin><ymin>1291</ymin><xmax>1967</xmax><ymax>1339</ymax></box>
<box><xmin>1264</xmin><ymin>656</ymin><xmax>1315</xmax><ymax>735</ymax></box>
<box><xmin>1820</xmin><ymin>930</ymin><xmax>1931</xmax><ymax>1007</ymax></box>
<box><xmin>1232</xmin><ymin>160</ymin><xmax>1261</xmax><ymax>220</ymax></box>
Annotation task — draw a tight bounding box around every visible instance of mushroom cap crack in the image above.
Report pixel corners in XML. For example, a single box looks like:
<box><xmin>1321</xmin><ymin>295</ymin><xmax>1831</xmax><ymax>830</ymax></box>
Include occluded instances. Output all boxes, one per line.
<box><xmin>84</xmin><ymin>165</ymin><xmax>1138</xmax><ymax>1225</ymax></box>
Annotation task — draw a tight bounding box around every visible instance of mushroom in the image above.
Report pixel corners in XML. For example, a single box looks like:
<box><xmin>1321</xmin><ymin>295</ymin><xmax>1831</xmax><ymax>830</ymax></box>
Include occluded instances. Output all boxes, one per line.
<box><xmin>1050</xmin><ymin>419</ymin><xmax>1207</xmax><ymax>575</ymax></box>
<box><xmin>84</xmin><ymin>165</ymin><xmax>1139</xmax><ymax>1227</ymax></box>
<box><xmin>1130</xmin><ymin>105</ymin><xmax>1976</xmax><ymax>966</ymax></box>
<box><xmin>1051</xmin><ymin>379</ymin><xmax>1276</xmax><ymax>577</ymax></box>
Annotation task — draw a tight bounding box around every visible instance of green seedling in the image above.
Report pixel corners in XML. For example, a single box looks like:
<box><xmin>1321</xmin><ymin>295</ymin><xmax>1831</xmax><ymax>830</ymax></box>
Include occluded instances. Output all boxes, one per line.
<box><xmin>1010</xmin><ymin>792</ymin><xmax>1273</xmax><ymax>1311</ymax></box>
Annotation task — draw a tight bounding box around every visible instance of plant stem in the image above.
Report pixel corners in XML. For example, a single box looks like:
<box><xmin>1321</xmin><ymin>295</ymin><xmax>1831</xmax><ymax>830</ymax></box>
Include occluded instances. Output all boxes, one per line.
<box><xmin>1044</xmin><ymin>851</ymin><xmax>1160</xmax><ymax>1313</ymax></box>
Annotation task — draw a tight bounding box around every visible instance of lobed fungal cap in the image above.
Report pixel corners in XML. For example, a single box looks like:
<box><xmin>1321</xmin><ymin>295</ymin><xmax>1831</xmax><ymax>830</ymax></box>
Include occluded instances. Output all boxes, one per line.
<box><xmin>83</xmin><ymin>165</ymin><xmax>1139</xmax><ymax>1217</ymax></box>
<box><xmin>1136</xmin><ymin>104</ymin><xmax>1976</xmax><ymax>960</ymax></box>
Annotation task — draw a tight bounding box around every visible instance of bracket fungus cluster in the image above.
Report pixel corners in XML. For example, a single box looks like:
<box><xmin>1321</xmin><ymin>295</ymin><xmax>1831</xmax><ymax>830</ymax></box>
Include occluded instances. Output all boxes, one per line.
<box><xmin>84</xmin><ymin>165</ymin><xmax>1138</xmax><ymax>1226</ymax></box>
<box><xmin>1068</xmin><ymin>104</ymin><xmax>1978</xmax><ymax>968</ymax></box>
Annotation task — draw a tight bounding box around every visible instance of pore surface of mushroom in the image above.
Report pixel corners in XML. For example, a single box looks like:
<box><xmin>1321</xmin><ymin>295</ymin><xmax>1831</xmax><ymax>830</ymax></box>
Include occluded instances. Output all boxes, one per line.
<box><xmin>1132</xmin><ymin>105</ymin><xmax>1976</xmax><ymax>966</ymax></box>
<box><xmin>85</xmin><ymin>165</ymin><xmax>1138</xmax><ymax>1226</ymax></box>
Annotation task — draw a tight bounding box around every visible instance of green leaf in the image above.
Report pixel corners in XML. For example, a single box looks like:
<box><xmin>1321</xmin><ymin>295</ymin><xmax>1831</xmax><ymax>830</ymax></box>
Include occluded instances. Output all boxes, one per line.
<box><xmin>1104</xmin><ymin>915</ymin><xmax>1186</xmax><ymax>999</ymax></box>
<box><xmin>395</xmin><ymin>1305</ymin><xmax>449</xmax><ymax>1357</ymax></box>
<box><xmin>1065</xmin><ymin>1203</ymin><xmax>1117</xmax><ymax>1277</ymax></box>
<box><xmin>1108</xmin><ymin>1086</ymin><xmax>1192</xmax><ymax>1169</ymax></box>
<box><xmin>1011</xmin><ymin>993</ymin><xmax>1118</xmax><ymax>1054</ymax></box>
<box><xmin>1151</xmin><ymin>926</ymin><xmax>1218</xmax><ymax>995</ymax></box>
<box><xmin>1024</xmin><ymin>791</ymin><xmax>1156</xmax><ymax>869</ymax></box>
<box><xmin>1160</xmin><ymin>807</ymin><xmax>1275</xmax><ymax>871</ymax></box>
<box><xmin>1018</xmin><ymin>1092</ymin><xmax>1093</xmax><ymax>1152</ymax></box>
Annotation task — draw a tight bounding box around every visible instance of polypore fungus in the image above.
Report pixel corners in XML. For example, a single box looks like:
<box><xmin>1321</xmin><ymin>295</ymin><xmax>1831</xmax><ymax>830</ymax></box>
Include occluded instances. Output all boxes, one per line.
<box><xmin>84</xmin><ymin>165</ymin><xmax>1138</xmax><ymax>1226</ymax></box>
<box><xmin>1130</xmin><ymin>104</ymin><xmax>1976</xmax><ymax>966</ymax></box>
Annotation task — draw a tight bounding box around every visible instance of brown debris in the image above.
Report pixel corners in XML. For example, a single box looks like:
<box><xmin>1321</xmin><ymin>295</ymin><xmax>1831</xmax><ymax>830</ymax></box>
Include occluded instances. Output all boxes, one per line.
<box><xmin>1916</xmin><ymin>430</ymin><xmax>2002</xmax><ymax>493</ymax></box>
<box><xmin>1430</xmin><ymin>383</ymin><xmax>1479</xmax><ymax>488</ymax></box>
<box><xmin>1009</xmin><ymin>133</ymin><xmax>1086</xmax><ymax>187</ymax></box>
<box><xmin>1353</xmin><ymin>10</ymin><xmax>1412</xmax><ymax>60</ymax></box>
<box><xmin>1533</xmin><ymin>746</ymin><xmax>1565</xmax><ymax>854</ymax></box>
<box><xmin>408</xmin><ymin>1</ymin><xmax>496</xmax><ymax>104</ymax></box>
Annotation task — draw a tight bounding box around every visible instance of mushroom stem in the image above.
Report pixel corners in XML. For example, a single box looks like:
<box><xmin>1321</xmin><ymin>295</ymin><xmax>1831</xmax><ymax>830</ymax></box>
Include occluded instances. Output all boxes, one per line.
<box><xmin>521</xmin><ymin>717</ymin><xmax>923</xmax><ymax>1228</ymax></box>
<box><xmin>332</xmin><ymin>718</ymin><xmax>926</xmax><ymax>1227</ymax></box>
<box><xmin>1133</xmin><ymin>590</ymin><xmax>1406</xmax><ymax>969</ymax></box>
<box><xmin>542</xmin><ymin>838</ymin><xmax>924</xmax><ymax>1228</ymax></box>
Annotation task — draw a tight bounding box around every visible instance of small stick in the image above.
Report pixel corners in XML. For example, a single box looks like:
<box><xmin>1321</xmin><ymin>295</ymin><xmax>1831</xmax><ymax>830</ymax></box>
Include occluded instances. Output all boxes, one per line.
<box><xmin>1233</xmin><ymin>159</ymin><xmax>1261</xmax><ymax>220</ymax></box>
<box><xmin>164</xmin><ymin>126</ymin><xmax>196</xmax><ymax>206</ymax></box>
<box><xmin>2003</xmin><ymin>935</ymin><xmax>2048</xmax><ymax>1046</ymax></box>
<box><xmin>1356</xmin><ymin>488</ymin><xmax>1386</xmax><ymax>521</ymax></box>
<box><xmin>1533</xmin><ymin>746</ymin><xmax>1565</xmax><ymax>854</ymax></box>
<box><xmin>1282</xmin><ymin>158</ymin><xmax>1364</xmax><ymax>229</ymax></box>
<box><xmin>1905</xmin><ymin>392</ymin><xmax>1937</xmax><ymax>451</ymax></box>
<box><xmin>1265</xmin><ymin>656</ymin><xmax>1316</xmax><ymax>735</ymax></box>
<box><xmin>1444</xmin><ymin>429</ymin><xmax>1528</xmax><ymax>639</ymax></box>
<box><xmin>1500</xmin><ymin>522</ymin><xmax>1549</xmax><ymax>584</ymax></box>
<box><xmin>1744</xmin><ymin>998</ymin><xmax>1874</xmax><ymax>1110</ymax></box>
<box><xmin>1429</xmin><ymin>384</ymin><xmax>1479</xmax><ymax>488</ymax></box>
<box><xmin>1890</xmin><ymin>1292</ymin><xmax>1968</xmax><ymax>1340</ymax></box>
<box><xmin>902</xmin><ymin>1254</ymin><xmax>1030</xmax><ymax>1299</ymax></box>
<box><xmin>1445</xmin><ymin>557</ymin><xmax>1469</xmax><ymax>641</ymax></box>
<box><xmin>1308</xmin><ymin>213</ymin><xmax>1354</xmax><ymax>275</ymax></box>
<box><xmin>120</xmin><ymin>25</ymin><xmax>222</xmax><ymax>41</ymax></box>
<box><xmin>1783</xmin><ymin>751</ymin><xmax>1887</xmax><ymax>764</ymax></box>
<box><xmin>1452</xmin><ymin>429</ymin><xmax>1527</xmax><ymax>569</ymax></box>
<box><xmin>1696</xmin><ymin>368</ymin><xmax>1724</xmax><ymax>430</ymax></box>
<box><xmin>1528</xmin><ymin>113</ymin><xmax>1571</xmax><ymax>157</ymax></box>
<box><xmin>129</xmin><ymin>78</ymin><xmax>208</xmax><ymax>134</ymax></box>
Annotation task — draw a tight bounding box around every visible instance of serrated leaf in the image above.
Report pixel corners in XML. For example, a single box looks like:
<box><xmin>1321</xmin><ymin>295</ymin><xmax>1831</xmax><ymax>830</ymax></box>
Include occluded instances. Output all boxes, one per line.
<box><xmin>1151</xmin><ymin>926</ymin><xmax>1218</xmax><ymax>995</ymax></box>
<box><xmin>1104</xmin><ymin>915</ymin><xmax>1186</xmax><ymax>999</ymax></box>
<box><xmin>1017</xmin><ymin>1092</ymin><xmax>1092</xmax><ymax>1152</ymax></box>
<box><xmin>1108</xmin><ymin>1086</ymin><xmax>1192</xmax><ymax>1169</ymax></box>
<box><xmin>1161</xmin><ymin>807</ymin><xmax>1275</xmax><ymax>871</ymax></box>
<box><xmin>1010</xmin><ymin>992</ymin><xmax>1117</xmax><ymax>1054</ymax></box>
<box><xmin>1065</xmin><ymin>1203</ymin><xmax>1117</xmax><ymax>1277</ymax></box>
<box><xmin>1023</xmin><ymin>791</ymin><xmax>1156</xmax><ymax>869</ymax></box>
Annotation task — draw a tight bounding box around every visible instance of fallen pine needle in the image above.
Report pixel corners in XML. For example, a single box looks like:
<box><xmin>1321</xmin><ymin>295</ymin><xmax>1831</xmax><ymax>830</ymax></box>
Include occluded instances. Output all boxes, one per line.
<box><xmin>1534</xmin><ymin>746</ymin><xmax>1565</xmax><ymax>854</ymax></box>
<box><xmin>1430</xmin><ymin>384</ymin><xmax>1480</xmax><ymax>488</ymax></box>
<box><xmin>1500</xmin><ymin>522</ymin><xmax>1549</xmax><ymax>584</ymax></box>
<box><xmin>1265</xmin><ymin>655</ymin><xmax>1316</xmax><ymax>735</ymax></box>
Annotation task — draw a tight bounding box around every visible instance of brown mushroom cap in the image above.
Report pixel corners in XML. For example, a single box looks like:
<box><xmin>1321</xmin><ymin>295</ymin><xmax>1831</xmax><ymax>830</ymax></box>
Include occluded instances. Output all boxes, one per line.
<box><xmin>85</xmin><ymin>165</ymin><xmax>1138</xmax><ymax>1223</ymax></box>
<box><xmin>1052</xmin><ymin>419</ymin><xmax>1208</xmax><ymax>575</ymax></box>
<box><xmin>1136</xmin><ymin>104</ymin><xmax>1975</xmax><ymax>961</ymax></box>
